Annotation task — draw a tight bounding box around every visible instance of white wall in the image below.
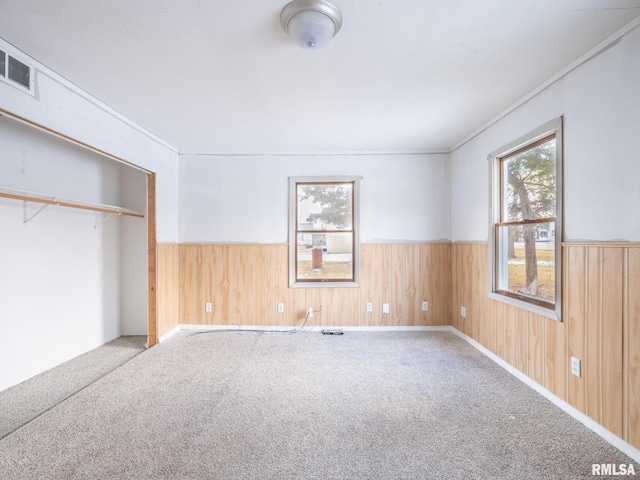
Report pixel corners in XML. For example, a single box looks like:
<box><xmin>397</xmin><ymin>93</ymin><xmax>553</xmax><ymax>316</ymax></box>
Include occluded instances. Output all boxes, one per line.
<box><xmin>0</xmin><ymin>116</ymin><xmax>148</xmax><ymax>390</ymax></box>
<box><xmin>179</xmin><ymin>154</ymin><xmax>450</xmax><ymax>243</ymax></box>
<box><xmin>450</xmin><ymin>26</ymin><xmax>640</xmax><ymax>242</ymax></box>
<box><xmin>0</xmin><ymin>38</ymin><xmax>180</xmax><ymax>390</ymax></box>
<box><xmin>119</xmin><ymin>167</ymin><xmax>148</xmax><ymax>336</ymax></box>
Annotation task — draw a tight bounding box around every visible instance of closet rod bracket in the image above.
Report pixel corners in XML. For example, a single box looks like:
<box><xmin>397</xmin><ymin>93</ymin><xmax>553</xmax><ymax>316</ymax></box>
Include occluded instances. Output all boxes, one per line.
<box><xmin>23</xmin><ymin>199</ymin><xmax>54</xmax><ymax>225</ymax></box>
<box><xmin>94</xmin><ymin>211</ymin><xmax>121</xmax><ymax>229</ymax></box>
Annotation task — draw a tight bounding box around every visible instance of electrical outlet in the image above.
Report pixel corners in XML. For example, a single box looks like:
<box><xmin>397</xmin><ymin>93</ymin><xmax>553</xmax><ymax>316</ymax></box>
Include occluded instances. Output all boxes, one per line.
<box><xmin>277</xmin><ymin>303</ymin><xmax>284</xmax><ymax>313</ymax></box>
<box><xmin>308</xmin><ymin>307</ymin><xmax>314</xmax><ymax>318</ymax></box>
<box><xmin>421</xmin><ymin>301</ymin><xmax>429</xmax><ymax>312</ymax></box>
<box><xmin>382</xmin><ymin>303</ymin><xmax>389</xmax><ymax>314</ymax></box>
<box><xmin>205</xmin><ymin>302</ymin><xmax>212</xmax><ymax>313</ymax></box>
<box><xmin>571</xmin><ymin>357</ymin><xmax>581</xmax><ymax>377</ymax></box>
<box><xmin>366</xmin><ymin>302</ymin><xmax>373</xmax><ymax>312</ymax></box>
<box><xmin>460</xmin><ymin>306</ymin><xmax>467</xmax><ymax>318</ymax></box>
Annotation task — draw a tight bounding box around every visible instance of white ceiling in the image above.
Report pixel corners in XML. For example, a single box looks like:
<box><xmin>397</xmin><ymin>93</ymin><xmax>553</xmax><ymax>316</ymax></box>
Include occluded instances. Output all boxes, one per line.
<box><xmin>1</xmin><ymin>0</ymin><xmax>640</xmax><ymax>154</ymax></box>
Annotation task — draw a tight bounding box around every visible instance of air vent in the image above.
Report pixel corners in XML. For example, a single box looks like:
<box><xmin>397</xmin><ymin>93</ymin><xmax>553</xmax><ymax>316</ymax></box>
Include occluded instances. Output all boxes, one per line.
<box><xmin>0</xmin><ymin>48</ymin><xmax>33</xmax><ymax>92</ymax></box>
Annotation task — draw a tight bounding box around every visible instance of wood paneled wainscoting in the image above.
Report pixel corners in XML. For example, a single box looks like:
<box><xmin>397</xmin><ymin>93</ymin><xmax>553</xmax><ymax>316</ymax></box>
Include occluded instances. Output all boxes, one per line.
<box><xmin>156</xmin><ymin>242</ymin><xmax>452</xmax><ymax>337</ymax></box>
<box><xmin>451</xmin><ymin>241</ymin><xmax>640</xmax><ymax>451</ymax></box>
<box><xmin>157</xmin><ymin>243</ymin><xmax>180</xmax><ymax>338</ymax></box>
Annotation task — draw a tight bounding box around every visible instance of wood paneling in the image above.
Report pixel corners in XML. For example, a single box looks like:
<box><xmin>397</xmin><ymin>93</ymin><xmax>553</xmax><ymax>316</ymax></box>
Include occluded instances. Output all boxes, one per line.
<box><xmin>562</xmin><ymin>245</ymin><xmax>623</xmax><ymax>434</ymax></box>
<box><xmin>526</xmin><ymin>311</ymin><xmax>544</xmax><ymax>384</ymax></box>
<box><xmin>146</xmin><ymin>173</ymin><xmax>157</xmax><ymax>347</ymax></box>
<box><xmin>404</xmin><ymin>244</ymin><xmax>421</xmax><ymax>326</ymax></box>
<box><xmin>174</xmin><ymin>243</ymin><xmax>451</xmax><ymax>328</ymax></box>
<box><xmin>157</xmin><ymin>243</ymin><xmax>180</xmax><ymax>338</ymax></box>
<box><xmin>566</xmin><ymin>246</ymin><xmax>586</xmax><ymax>411</ymax></box>
<box><xmin>360</xmin><ymin>244</ymin><xmax>379</xmax><ymax>326</ymax></box>
<box><xmin>451</xmin><ymin>241</ymin><xmax>640</xmax><ymax>450</ymax></box>
<box><xmin>544</xmin><ymin>314</ymin><xmax>567</xmax><ymax>400</ymax></box>
<box><xmin>602</xmin><ymin>248</ymin><xmax>624</xmax><ymax>436</ymax></box>
<box><xmin>390</xmin><ymin>245</ymin><xmax>405</xmax><ymax>326</ymax></box>
<box><xmin>422</xmin><ymin>243</ymin><xmax>453</xmax><ymax>328</ymax></box>
<box><xmin>627</xmin><ymin>247</ymin><xmax>640</xmax><ymax>447</ymax></box>
<box><xmin>451</xmin><ymin>243</ymin><xmax>489</xmax><ymax>343</ymax></box>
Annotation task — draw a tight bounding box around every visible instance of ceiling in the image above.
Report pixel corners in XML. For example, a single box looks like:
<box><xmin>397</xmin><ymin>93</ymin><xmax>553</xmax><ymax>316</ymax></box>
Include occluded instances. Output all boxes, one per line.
<box><xmin>1</xmin><ymin>0</ymin><xmax>640</xmax><ymax>155</ymax></box>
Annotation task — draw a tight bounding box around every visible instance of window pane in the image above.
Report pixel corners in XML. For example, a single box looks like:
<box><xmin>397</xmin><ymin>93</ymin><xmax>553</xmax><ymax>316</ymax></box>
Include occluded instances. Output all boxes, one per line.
<box><xmin>297</xmin><ymin>232</ymin><xmax>353</xmax><ymax>280</ymax></box>
<box><xmin>8</xmin><ymin>56</ymin><xmax>30</xmax><ymax>88</ymax></box>
<box><xmin>497</xmin><ymin>223</ymin><xmax>555</xmax><ymax>303</ymax></box>
<box><xmin>297</xmin><ymin>183</ymin><xmax>353</xmax><ymax>231</ymax></box>
<box><xmin>503</xmin><ymin>138</ymin><xmax>556</xmax><ymax>222</ymax></box>
<box><xmin>0</xmin><ymin>51</ymin><xmax>5</xmax><ymax>77</ymax></box>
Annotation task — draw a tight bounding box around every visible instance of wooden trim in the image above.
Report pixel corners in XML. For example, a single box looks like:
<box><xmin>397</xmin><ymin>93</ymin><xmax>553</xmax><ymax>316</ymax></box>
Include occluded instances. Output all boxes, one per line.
<box><xmin>179</xmin><ymin>241</ymin><xmax>457</xmax><ymax>246</ymax></box>
<box><xmin>179</xmin><ymin>242</ymin><xmax>288</xmax><ymax>246</ymax></box>
<box><xmin>147</xmin><ymin>173</ymin><xmax>157</xmax><ymax>347</ymax></box>
<box><xmin>562</xmin><ymin>242</ymin><xmax>640</xmax><ymax>248</ymax></box>
<box><xmin>363</xmin><ymin>241</ymin><xmax>452</xmax><ymax>245</ymax></box>
<box><xmin>451</xmin><ymin>241</ymin><xmax>489</xmax><ymax>245</ymax></box>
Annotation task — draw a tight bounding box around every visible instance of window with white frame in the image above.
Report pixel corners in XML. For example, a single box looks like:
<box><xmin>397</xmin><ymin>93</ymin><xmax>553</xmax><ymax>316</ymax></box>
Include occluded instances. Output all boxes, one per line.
<box><xmin>289</xmin><ymin>176</ymin><xmax>359</xmax><ymax>287</ymax></box>
<box><xmin>490</xmin><ymin>118</ymin><xmax>563</xmax><ymax>319</ymax></box>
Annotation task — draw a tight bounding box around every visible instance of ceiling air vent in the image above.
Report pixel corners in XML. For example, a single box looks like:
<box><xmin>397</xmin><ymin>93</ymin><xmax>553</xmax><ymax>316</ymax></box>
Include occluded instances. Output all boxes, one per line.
<box><xmin>0</xmin><ymin>48</ymin><xmax>33</xmax><ymax>92</ymax></box>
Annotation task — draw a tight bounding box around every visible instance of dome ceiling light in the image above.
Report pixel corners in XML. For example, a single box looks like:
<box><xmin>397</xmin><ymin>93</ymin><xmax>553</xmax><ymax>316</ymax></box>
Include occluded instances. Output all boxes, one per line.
<box><xmin>280</xmin><ymin>0</ymin><xmax>343</xmax><ymax>50</ymax></box>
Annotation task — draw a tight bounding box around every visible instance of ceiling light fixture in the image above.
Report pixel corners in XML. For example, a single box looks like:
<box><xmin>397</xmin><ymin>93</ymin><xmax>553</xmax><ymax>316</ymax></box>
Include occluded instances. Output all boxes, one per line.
<box><xmin>280</xmin><ymin>0</ymin><xmax>343</xmax><ymax>50</ymax></box>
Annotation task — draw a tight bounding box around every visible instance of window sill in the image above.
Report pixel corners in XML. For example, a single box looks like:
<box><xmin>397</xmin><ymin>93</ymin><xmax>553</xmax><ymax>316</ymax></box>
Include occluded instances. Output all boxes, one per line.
<box><xmin>488</xmin><ymin>292</ymin><xmax>561</xmax><ymax>321</ymax></box>
<box><xmin>290</xmin><ymin>281</ymin><xmax>360</xmax><ymax>289</ymax></box>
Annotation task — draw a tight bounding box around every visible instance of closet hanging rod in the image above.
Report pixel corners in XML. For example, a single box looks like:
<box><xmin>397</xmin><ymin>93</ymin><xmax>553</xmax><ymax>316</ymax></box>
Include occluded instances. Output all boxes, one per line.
<box><xmin>0</xmin><ymin>186</ymin><xmax>144</xmax><ymax>218</ymax></box>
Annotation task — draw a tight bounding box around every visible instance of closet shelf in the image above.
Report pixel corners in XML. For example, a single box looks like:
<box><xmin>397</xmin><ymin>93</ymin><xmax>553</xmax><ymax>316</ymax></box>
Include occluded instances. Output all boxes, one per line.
<box><xmin>0</xmin><ymin>185</ymin><xmax>144</xmax><ymax>218</ymax></box>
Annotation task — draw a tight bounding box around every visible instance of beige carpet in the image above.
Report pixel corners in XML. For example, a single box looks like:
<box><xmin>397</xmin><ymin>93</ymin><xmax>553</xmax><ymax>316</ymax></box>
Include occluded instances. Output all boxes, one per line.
<box><xmin>0</xmin><ymin>336</ymin><xmax>146</xmax><ymax>440</ymax></box>
<box><xmin>0</xmin><ymin>330</ymin><xmax>635</xmax><ymax>479</ymax></box>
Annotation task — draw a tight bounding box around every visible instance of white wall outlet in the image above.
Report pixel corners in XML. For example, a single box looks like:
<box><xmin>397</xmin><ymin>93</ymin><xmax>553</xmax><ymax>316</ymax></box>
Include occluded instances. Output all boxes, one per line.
<box><xmin>308</xmin><ymin>307</ymin><xmax>314</xmax><ymax>318</ymax></box>
<box><xmin>383</xmin><ymin>303</ymin><xmax>390</xmax><ymax>314</ymax></box>
<box><xmin>460</xmin><ymin>306</ymin><xmax>467</xmax><ymax>318</ymax></box>
<box><xmin>205</xmin><ymin>302</ymin><xmax>212</xmax><ymax>313</ymax></box>
<box><xmin>421</xmin><ymin>301</ymin><xmax>429</xmax><ymax>312</ymax></box>
<box><xmin>571</xmin><ymin>357</ymin><xmax>581</xmax><ymax>377</ymax></box>
<box><xmin>366</xmin><ymin>302</ymin><xmax>373</xmax><ymax>312</ymax></box>
<box><xmin>277</xmin><ymin>303</ymin><xmax>284</xmax><ymax>313</ymax></box>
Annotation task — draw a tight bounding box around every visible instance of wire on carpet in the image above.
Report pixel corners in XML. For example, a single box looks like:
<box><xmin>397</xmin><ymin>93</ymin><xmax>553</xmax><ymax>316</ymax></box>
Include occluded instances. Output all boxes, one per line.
<box><xmin>189</xmin><ymin>306</ymin><xmax>322</xmax><ymax>336</ymax></box>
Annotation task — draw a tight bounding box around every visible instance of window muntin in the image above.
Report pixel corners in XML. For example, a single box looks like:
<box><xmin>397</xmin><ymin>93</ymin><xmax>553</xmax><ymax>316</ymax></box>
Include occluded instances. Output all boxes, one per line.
<box><xmin>0</xmin><ymin>51</ymin><xmax>5</xmax><ymax>78</ymax></box>
<box><xmin>290</xmin><ymin>177</ymin><xmax>359</xmax><ymax>287</ymax></box>
<box><xmin>490</xmin><ymin>119</ymin><xmax>562</xmax><ymax>319</ymax></box>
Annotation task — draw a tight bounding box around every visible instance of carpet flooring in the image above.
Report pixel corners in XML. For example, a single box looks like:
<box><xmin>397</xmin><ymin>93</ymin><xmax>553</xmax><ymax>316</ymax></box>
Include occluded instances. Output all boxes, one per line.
<box><xmin>0</xmin><ymin>330</ymin><xmax>635</xmax><ymax>479</ymax></box>
<box><xmin>0</xmin><ymin>336</ymin><xmax>146</xmax><ymax>440</ymax></box>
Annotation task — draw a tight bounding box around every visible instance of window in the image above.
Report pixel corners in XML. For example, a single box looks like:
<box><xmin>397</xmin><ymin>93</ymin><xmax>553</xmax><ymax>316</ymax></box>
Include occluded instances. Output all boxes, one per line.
<box><xmin>489</xmin><ymin>118</ymin><xmax>563</xmax><ymax>320</ymax></box>
<box><xmin>289</xmin><ymin>176</ymin><xmax>359</xmax><ymax>287</ymax></box>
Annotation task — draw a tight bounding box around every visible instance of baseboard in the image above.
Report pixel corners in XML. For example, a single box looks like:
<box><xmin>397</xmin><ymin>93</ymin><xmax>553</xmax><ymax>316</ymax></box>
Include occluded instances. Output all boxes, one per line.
<box><xmin>158</xmin><ymin>326</ymin><xmax>181</xmax><ymax>343</ymax></box>
<box><xmin>450</xmin><ymin>327</ymin><xmax>640</xmax><ymax>464</ymax></box>
<box><xmin>168</xmin><ymin>324</ymin><xmax>451</xmax><ymax>336</ymax></box>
